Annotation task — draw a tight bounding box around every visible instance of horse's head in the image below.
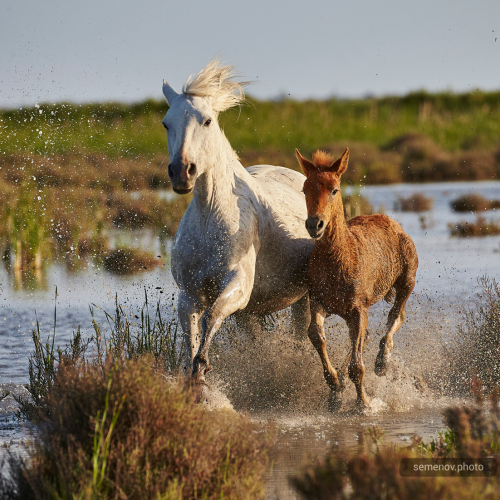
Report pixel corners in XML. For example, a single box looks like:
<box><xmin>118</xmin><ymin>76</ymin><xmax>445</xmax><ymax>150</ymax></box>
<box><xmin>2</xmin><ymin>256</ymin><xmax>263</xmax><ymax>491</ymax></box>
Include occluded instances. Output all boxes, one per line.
<box><xmin>295</xmin><ymin>148</ymin><xmax>349</xmax><ymax>239</ymax></box>
<box><xmin>162</xmin><ymin>59</ymin><xmax>249</xmax><ymax>194</ymax></box>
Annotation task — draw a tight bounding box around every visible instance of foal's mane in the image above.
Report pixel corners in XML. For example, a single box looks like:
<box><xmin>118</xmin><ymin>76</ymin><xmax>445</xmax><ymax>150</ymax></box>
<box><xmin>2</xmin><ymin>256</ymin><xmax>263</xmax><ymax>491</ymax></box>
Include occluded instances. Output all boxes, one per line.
<box><xmin>183</xmin><ymin>58</ymin><xmax>251</xmax><ymax>114</ymax></box>
<box><xmin>312</xmin><ymin>150</ymin><xmax>335</xmax><ymax>169</ymax></box>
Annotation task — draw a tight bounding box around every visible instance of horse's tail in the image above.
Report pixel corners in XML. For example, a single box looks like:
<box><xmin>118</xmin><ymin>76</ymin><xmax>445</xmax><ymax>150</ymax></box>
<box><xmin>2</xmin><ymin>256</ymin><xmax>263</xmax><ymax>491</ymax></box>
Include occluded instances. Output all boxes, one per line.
<box><xmin>384</xmin><ymin>287</ymin><xmax>396</xmax><ymax>303</ymax></box>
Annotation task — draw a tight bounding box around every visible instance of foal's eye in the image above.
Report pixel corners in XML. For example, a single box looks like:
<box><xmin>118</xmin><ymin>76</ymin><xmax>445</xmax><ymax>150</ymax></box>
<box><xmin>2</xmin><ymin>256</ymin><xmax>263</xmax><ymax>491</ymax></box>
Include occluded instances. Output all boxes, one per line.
<box><xmin>204</xmin><ymin>119</ymin><xmax>212</xmax><ymax>127</ymax></box>
<box><xmin>332</xmin><ymin>189</ymin><xmax>339</xmax><ymax>196</ymax></box>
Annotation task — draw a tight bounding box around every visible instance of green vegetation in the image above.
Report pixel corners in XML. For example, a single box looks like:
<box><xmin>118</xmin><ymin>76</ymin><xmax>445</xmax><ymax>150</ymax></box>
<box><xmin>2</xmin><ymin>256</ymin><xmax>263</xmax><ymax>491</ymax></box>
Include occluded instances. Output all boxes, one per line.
<box><xmin>3</xmin><ymin>90</ymin><xmax>500</xmax><ymax>156</ymax></box>
<box><xmin>1</xmin><ymin>90</ymin><xmax>500</xmax><ymax>185</ymax></box>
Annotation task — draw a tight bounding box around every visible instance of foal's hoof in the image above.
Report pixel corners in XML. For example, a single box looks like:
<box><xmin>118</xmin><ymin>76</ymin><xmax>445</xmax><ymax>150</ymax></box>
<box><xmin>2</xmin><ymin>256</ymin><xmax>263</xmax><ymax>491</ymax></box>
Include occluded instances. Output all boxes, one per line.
<box><xmin>328</xmin><ymin>391</ymin><xmax>343</xmax><ymax>412</ymax></box>
<box><xmin>355</xmin><ymin>397</ymin><xmax>372</xmax><ymax>415</ymax></box>
<box><xmin>374</xmin><ymin>351</ymin><xmax>390</xmax><ymax>377</ymax></box>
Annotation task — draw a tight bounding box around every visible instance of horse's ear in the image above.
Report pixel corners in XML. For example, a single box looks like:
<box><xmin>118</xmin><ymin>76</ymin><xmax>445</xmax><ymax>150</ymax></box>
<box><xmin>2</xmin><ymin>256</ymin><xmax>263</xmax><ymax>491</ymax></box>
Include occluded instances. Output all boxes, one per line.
<box><xmin>162</xmin><ymin>80</ymin><xmax>178</xmax><ymax>105</ymax></box>
<box><xmin>295</xmin><ymin>149</ymin><xmax>315</xmax><ymax>176</ymax></box>
<box><xmin>331</xmin><ymin>148</ymin><xmax>349</xmax><ymax>176</ymax></box>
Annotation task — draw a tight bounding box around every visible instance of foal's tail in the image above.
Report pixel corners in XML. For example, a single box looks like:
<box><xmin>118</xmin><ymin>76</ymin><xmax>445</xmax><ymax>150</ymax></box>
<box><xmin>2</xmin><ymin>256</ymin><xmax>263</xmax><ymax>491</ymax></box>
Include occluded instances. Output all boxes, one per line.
<box><xmin>384</xmin><ymin>287</ymin><xmax>396</xmax><ymax>303</ymax></box>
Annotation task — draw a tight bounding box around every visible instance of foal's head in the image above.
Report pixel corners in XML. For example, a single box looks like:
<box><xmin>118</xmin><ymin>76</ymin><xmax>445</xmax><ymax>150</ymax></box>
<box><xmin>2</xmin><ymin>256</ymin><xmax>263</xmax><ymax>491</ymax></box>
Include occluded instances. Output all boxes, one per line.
<box><xmin>295</xmin><ymin>148</ymin><xmax>349</xmax><ymax>239</ymax></box>
<box><xmin>161</xmin><ymin>59</ymin><xmax>249</xmax><ymax>194</ymax></box>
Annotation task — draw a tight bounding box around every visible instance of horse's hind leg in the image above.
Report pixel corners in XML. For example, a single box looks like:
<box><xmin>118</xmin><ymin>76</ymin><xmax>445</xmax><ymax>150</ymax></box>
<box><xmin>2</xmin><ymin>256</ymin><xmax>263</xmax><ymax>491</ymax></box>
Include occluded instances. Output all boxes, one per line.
<box><xmin>291</xmin><ymin>293</ymin><xmax>311</xmax><ymax>339</ymax></box>
<box><xmin>307</xmin><ymin>299</ymin><xmax>343</xmax><ymax>410</ymax></box>
<box><xmin>375</xmin><ymin>279</ymin><xmax>415</xmax><ymax>376</ymax></box>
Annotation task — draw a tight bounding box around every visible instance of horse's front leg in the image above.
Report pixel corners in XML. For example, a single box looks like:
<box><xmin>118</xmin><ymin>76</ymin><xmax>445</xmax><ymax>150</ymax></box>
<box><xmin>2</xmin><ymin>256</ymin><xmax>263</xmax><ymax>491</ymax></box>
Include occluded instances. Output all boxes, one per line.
<box><xmin>346</xmin><ymin>307</ymin><xmax>371</xmax><ymax>412</ymax></box>
<box><xmin>177</xmin><ymin>291</ymin><xmax>204</xmax><ymax>375</ymax></box>
<box><xmin>192</xmin><ymin>265</ymin><xmax>253</xmax><ymax>389</ymax></box>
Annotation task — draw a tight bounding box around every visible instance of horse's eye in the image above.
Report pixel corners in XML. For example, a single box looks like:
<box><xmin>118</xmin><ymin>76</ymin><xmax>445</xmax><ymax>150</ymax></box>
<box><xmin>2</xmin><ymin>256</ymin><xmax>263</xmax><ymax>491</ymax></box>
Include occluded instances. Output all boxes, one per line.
<box><xmin>332</xmin><ymin>189</ymin><xmax>339</xmax><ymax>196</ymax></box>
<box><xmin>204</xmin><ymin>119</ymin><xmax>212</xmax><ymax>127</ymax></box>
<box><xmin>163</xmin><ymin>123</ymin><xmax>168</xmax><ymax>130</ymax></box>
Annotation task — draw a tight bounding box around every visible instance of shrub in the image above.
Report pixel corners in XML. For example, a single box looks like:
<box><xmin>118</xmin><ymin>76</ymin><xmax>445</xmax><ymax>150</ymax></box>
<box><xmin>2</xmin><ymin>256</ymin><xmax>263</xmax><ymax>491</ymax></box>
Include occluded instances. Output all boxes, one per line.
<box><xmin>366</xmin><ymin>160</ymin><xmax>403</xmax><ymax>184</ymax></box>
<box><xmin>2</xmin><ymin>358</ymin><xmax>272</xmax><ymax>499</ymax></box>
<box><xmin>450</xmin><ymin>194</ymin><xmax>496</xmax><ymax>212</ymax></box>
<box><xmin>103</xmin><ymin>247</ymin><xmax>162</xmax><ymax>274</ymax></box>
<box><xmin>449</xmin><ymin>217</ymin><xmax>500</xmax><ymax>237</ymax></box>
<box><xmin>343</xmin><ymin>192</ymin><xmax>374</xmax><ymax>218</ymax></box>
<box><xmin>395</xmin><ymin>193</ymin><xmax>434</xmax><ymax>212</ymax></box>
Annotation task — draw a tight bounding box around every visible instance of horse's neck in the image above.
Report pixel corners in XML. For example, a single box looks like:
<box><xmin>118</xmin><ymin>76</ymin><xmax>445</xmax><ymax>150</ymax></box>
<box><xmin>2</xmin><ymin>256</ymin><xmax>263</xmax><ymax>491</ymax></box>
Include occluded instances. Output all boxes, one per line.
<box><xmin>318</xmin><ymin>202</ymin><xmax>351</xmax><ymax>261</ymax></box>
<box><xmin>192</xmin><ymin>132</ymin><xmax>246</xmax><ymax>213</ymax></box>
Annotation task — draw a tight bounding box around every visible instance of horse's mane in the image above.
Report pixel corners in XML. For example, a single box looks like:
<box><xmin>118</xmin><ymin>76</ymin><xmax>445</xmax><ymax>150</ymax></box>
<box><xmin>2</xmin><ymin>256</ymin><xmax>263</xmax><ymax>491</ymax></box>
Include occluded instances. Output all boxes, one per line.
<box><xmin>312</xmin><ymin>150</ymin><xmax>335</xmax><ymax>168</ymax></box>
<box><xmin>183</xmin><ymin>58</ymin><xmax>250</xmax><ymax>114</ymax></box>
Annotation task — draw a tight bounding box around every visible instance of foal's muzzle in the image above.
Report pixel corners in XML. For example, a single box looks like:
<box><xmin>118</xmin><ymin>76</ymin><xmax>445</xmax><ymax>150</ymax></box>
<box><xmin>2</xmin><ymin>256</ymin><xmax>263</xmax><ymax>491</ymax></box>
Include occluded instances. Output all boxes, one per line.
<box><xmin>168</xmin><ymin>161</ymin><xmax>198</xmax><ymax>194</ymax></box>
<box><xmin>306</xmin><ymin>216</ymin><xmax>326</xmax><ymax>239</ymax></box>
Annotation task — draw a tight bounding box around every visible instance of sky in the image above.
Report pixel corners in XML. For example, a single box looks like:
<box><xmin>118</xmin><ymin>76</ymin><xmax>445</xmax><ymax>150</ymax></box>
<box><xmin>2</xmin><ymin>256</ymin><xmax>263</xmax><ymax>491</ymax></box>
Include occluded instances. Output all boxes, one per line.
<box><xmin>0</xmin><ymin>0</ymin><xmax>499</xmax><ymax>109</ymax></box>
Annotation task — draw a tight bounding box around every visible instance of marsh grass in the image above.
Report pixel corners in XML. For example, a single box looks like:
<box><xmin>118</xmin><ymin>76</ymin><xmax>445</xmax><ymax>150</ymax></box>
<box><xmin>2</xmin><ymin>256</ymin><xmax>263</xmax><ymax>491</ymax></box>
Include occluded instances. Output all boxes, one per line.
<box><xmin>16</xmin><ymin>290</ymin><xmax>183</xmax><ymax>421</ymax></box>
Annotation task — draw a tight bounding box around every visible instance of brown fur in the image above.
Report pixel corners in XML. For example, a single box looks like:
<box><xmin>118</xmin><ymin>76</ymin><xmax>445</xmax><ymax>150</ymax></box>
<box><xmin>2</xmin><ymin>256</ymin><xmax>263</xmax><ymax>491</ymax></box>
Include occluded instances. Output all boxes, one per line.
<box><xmin>312</xmin><ymin>150</ymin><xmax>335</xmax><ymax>168</ymax></box>
<box><xmin>296</xmin><ymin>148</ymin><xmax>419</xmax><ymax>412</ymax></box>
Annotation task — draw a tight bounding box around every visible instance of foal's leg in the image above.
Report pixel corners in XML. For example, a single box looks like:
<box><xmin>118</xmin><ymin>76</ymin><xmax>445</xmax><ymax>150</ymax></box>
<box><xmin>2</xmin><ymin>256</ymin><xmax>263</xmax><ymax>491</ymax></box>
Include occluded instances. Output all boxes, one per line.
<box><xmin>307</xmin><ymin>299</ymin><xmax>344</xmax><ymax>410</ymax></box>
<box><xmin>375</xmin><ymin>280</ymin><xmax>415</xmax><ymax>376</ymax></box>
<box><xmin>346</xmin><ymin>307</ymin><xmax>371</xmax><ymax>411</ymax></box>
<box><xmin>339</xmin><ymin>328</ymin><xmax>371</xmax><ymax>380</ymax></box>
<box><xmin>291</xmin><ymin>293</ymin><xmax>311</xmax><ymax>339</ymax></box>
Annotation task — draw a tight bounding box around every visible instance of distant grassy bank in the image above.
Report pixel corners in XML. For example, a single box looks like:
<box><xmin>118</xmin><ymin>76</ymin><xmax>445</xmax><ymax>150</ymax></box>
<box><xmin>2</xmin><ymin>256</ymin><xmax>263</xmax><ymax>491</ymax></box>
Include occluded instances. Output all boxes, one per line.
<box><xmin>0</xmin><ymin>90</ymin><xmax>499</xmax><ymax>284</ymax></box>
<box><xmin>2</xmin><ymin>89</ymin><xmax>500</xmax><ymax>184</ymax></box>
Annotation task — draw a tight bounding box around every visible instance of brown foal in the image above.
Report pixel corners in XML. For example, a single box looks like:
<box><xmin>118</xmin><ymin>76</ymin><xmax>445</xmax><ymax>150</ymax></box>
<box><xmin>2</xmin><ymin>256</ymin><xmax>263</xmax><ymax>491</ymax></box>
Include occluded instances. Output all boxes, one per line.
<box><xmin>296</xmin><ymin>148</ymin><xmax>418</xmax><ymax>412</ymax></box>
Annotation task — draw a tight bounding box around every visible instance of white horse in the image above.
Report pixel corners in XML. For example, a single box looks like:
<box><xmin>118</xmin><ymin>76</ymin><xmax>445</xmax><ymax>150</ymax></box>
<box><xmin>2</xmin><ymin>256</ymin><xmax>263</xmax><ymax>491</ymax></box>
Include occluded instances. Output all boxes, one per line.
<box><xmin>162</xmin><ymin>59</ymin><xmax>313</xmax><ymax>397</ymax></box>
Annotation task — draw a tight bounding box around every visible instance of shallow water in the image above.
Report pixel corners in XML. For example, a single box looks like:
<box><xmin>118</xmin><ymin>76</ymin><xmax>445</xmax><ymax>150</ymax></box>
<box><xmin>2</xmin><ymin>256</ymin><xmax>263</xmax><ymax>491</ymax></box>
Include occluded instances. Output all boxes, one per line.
<box><xmin>1</xmin><ymin>180</ymin><xmax>499</xmax><ymax>497</ymax></box>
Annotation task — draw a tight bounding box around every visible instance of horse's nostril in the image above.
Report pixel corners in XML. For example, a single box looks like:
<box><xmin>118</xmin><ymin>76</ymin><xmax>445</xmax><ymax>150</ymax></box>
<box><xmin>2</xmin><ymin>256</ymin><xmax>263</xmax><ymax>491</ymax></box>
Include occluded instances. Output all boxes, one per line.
<box><xmin>187</xmin><ymin>163</ymin><xmax>197</xmax><ymax>177</ymax></box>
<box><xmin>168</xmin><ymin>164</ymin><xmax>173</xmax><ymax>178</ymax></box>
<box><xmin>318</xmin><ymin>220</ymin><xmax>324</xmax><ymax>229</ymax></box>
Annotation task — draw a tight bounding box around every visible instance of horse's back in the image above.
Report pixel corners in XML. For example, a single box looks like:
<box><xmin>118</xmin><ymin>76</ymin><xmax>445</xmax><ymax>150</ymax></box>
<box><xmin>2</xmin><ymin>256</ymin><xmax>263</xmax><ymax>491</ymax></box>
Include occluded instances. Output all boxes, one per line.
<box><xmin>241</xmin><ymin>164</ymin><xmax>313</xmax><ymax>313</ymax></box>
<box><xmin>246</xmin><ymin>164</ymin><xmax>305</xmax><ymax>193</ymax></box>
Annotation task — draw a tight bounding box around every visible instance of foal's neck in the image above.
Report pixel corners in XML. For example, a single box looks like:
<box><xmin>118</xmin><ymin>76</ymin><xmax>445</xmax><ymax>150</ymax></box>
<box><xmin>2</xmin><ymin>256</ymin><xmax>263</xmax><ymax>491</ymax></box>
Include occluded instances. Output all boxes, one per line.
<box><xmin>192</xmin><ymin>129</ymin><xmax>243</xmax><ymax>211</ymax></box>
<box><xmin>319</xmin><ymin>198</ymin><xmax>350</xmax><ymax>257</ymax></box>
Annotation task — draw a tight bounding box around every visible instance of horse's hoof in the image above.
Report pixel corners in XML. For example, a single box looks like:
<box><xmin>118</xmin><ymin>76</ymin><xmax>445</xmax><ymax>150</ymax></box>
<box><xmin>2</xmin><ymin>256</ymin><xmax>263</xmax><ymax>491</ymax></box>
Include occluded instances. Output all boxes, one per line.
<box><xmin>374</xmin><ymin>352</ymin><xmax>390</xmax><ymax>377</ymax></box>
<box><xmin>193</xmin><ymin>382</ymin><xmax>210</xmax><ymax>404</ymax></box>
<box><xmin>328</xmin><ymin>391</ymin><xmax>342</xmax><ymax>412</ymax></box>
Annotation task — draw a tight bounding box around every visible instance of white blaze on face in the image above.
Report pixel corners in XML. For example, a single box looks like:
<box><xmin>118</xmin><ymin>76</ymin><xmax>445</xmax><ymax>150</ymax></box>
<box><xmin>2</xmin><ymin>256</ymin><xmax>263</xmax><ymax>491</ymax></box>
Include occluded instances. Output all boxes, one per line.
<box><xmin>163</xmin><ymin>94</ymin><xmax>216</xmax><ymax>179</ymax></box>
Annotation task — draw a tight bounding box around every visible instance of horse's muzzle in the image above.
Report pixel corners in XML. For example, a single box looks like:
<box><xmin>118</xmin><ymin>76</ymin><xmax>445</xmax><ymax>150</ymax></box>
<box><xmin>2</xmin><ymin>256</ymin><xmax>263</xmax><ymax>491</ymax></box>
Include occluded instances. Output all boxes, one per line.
<box><xmin>168</xmin><ymin>161</ymin><xmax>197</xmax><ymax>194</ymax></box>
<box><xmin>306</xmin><ymin>216</ymin><xmax>326</xmax><ymax>239</ymax></box>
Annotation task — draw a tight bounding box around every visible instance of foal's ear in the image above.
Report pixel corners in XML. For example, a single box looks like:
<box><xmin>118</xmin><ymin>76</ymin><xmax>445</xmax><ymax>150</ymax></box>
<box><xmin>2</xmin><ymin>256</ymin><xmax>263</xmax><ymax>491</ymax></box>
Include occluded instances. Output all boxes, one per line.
<box><xmin>295</xmin><ymin>149</ymin><xmax>315</xmax><ymax>176</ymax></box>
<box><xmin>331</xmin><ymin>148</ymin><xmax>349</xmax><ymax>176</ymax></box>
<box><xmin>162</xmin><ymin>80</ymin><xmax>179</xmax><ymax>106</ymax></box>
